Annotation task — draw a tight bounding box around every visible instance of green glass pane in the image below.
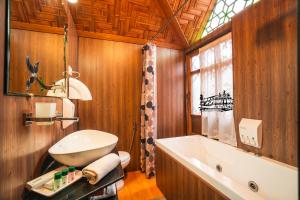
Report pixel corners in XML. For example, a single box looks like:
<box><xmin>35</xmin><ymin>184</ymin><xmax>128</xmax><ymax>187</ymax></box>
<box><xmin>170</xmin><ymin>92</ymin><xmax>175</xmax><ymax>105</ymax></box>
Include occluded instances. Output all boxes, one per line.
<box><xmin>228</xmin><ymin>4</ymin><xmax>234</xmax><ymax>13</ymax></box>
<box><xmin>215</xmin><ymin>1</ymin><xmax>225</xmax><ymax>13</ymax></box>
<box><xmin>201</xmin><ymin>0</ymin><xmax>258</xmax><ymax>38</ymax></box>
<box><xmin>218</xmin><ymin>11</ymin><xmax>225</xmax><ymax>18</ymax></box>
<box><xmin>226</xmin><ymin>0</ymin><xmax>236</xmax><ymax>6</ymax></box>
<box><xmin>219</xmin><ymin>17</ymin><xmax>226</xmax><ymax>25</ymax></box>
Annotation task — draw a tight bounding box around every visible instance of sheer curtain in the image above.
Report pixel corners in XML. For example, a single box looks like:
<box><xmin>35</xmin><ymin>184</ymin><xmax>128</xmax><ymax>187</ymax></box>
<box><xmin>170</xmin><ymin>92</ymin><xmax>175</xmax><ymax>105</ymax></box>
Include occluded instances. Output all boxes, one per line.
<box><xmin>199</xmin><ymin>33</ymin><xmax>237</xmax><ymax>146</ymax></box>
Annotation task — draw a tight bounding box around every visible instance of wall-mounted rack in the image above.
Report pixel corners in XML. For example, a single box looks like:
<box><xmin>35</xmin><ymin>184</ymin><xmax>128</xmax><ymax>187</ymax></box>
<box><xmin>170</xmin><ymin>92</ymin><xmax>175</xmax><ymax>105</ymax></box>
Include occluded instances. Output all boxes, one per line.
<box><xmin>23</xmin><ymin>113</ymin><xmax>79</xmax><ymax>126</ymax></box>
<box><xmin>199</xmin><ymin>90</ymin><xmax>233</xmax><ymax>112</ymax></box>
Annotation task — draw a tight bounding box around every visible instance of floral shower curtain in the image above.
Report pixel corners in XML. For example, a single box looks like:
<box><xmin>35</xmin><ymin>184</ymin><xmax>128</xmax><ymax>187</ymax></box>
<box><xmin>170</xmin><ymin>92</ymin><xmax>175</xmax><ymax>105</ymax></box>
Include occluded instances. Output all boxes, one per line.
<box><xmin>199</xmin><ymin>33</ymin><xmax>237</xmax><ymax>146</ymax></box>
<box><xmin>140</xmin><ymin>44</ymin><xmax>157</xmax><ymax>178</ymax></box>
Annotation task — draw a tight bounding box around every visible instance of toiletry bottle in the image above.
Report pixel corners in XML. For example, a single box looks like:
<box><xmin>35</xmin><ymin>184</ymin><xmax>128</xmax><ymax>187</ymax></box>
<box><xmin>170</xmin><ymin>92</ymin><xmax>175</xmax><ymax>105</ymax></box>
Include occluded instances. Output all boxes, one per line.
<box><xmin>53</xmin><ymin>172</ymin><xmax>62</xmax><ymax>191</ymax></box>
<box><xmin>68</xmin><ymin>166</ymin><xmax>76</xmax><ymax>182</ymax></box>
<box><xmin>61</xmin><ymin>168</ymin><xmax>69</xmax><ymax>185</ymax></box>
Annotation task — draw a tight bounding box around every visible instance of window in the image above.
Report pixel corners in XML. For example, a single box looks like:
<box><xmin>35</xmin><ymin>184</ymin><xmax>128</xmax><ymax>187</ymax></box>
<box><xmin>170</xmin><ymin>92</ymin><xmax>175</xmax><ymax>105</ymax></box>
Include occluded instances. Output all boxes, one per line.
<box><xmin>202</xmin><ymin>0</ymin><xmax>259</xmax><ymax>38</ymax></box>
<box><xmin>190</xmin><ymin>55</ymin><xmax>200</xmax><ymax>115</ymax></box>
<box><xmin>188</xmin><ymin>33</ymin><xmax>237</xmax><ymax>146</ymax></box>
<box><xmin>190</xmin><ymin>34</ymin><xmax>233</xmax><ymax>115</ymax></box>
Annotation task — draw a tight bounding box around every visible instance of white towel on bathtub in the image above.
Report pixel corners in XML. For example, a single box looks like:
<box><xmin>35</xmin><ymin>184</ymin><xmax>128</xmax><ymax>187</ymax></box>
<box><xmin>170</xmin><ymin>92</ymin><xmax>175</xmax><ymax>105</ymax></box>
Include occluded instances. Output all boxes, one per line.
<box><xmin>82</xmin><ymin>153</ymin><xmax>121</xmax><ymax>185</ymax></box>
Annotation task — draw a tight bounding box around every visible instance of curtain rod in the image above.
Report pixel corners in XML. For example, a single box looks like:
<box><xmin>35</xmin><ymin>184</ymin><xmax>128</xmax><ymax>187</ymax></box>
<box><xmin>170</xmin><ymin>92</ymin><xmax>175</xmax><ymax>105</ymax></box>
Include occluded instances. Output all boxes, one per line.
<box><xmin>145</xmin><ymin>0</ymin><xmax>189</xmax><ymax>46</ymax></box>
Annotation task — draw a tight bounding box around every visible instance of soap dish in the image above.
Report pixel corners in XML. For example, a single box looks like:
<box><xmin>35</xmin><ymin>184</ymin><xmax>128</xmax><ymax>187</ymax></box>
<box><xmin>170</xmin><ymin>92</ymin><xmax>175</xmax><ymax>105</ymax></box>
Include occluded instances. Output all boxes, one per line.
<box><xmin>30</xmin><ymin>167</ymin><xmax>82</xmax><ymax>197</ymax></box>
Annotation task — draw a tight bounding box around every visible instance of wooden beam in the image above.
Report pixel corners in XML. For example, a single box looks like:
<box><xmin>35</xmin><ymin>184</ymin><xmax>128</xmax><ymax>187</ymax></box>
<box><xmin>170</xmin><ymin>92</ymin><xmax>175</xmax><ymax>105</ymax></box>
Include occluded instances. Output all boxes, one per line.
<box><xmin>77</xmin><ymin>30</ymin><xmax>184</xmax><ymax>50</ymax></box>
<box><xmin>11</xmin><ymin>21</ymin><xmax>64</xmax><ymax>35</ymax></box>
<box><xmin>11</xmin><ymin>21</ymin><xmax>184</xmax><ymax>50</ymax></box>
<box><xmin>153</xmin><ymin>0</ymin><xmax>189</xmax><ymax>48</ymax></box>
<box><xmin>153</xmin><ymin>40</ymin><xmax>185</xmax><ymax>50</ymax></box>
<box><xmin>78</xmin><ymin>30</ymin><xmax>146</xmax><ymax>44</ymax></box>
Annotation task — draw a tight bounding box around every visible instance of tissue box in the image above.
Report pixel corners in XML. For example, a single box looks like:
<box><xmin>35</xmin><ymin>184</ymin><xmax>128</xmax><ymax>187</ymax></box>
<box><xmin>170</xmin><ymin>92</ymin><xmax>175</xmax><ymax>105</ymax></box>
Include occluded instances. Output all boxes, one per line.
<box><xmin>35</xmin><ymin>103</ymin><xmax>56</xmax><ymax>125</ymax></box>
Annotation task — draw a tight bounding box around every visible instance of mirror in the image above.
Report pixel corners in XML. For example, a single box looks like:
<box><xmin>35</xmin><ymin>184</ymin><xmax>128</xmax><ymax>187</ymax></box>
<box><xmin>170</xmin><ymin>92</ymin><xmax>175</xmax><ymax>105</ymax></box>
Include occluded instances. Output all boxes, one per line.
<box><xmin>5</xmin><ymin>0</ymin><xmax>71</xmax><ymax>97</ymax></box>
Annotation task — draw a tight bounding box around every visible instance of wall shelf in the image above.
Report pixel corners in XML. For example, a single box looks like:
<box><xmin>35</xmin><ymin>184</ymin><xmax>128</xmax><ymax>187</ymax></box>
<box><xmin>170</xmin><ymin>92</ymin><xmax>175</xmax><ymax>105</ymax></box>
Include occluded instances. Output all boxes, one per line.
<box><xmin>23</xmin><ymin>113</ymin><xmax>79</xmax><ymax>126</ymax></box>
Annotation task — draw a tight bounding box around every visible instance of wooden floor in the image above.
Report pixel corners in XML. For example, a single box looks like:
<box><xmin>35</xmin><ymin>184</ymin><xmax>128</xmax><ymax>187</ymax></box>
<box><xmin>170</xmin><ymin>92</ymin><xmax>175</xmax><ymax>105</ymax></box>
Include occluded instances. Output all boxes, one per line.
<box><xmin>118</xmin><ymin>171</ymin><xmax>165</xmax><ymax>200</ymax></box>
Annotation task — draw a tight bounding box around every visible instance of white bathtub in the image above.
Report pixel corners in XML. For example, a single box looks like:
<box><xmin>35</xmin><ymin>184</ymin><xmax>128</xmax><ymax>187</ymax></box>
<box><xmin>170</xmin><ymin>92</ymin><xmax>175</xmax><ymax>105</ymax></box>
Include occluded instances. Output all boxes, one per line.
<box><xmin>155</xmin><ymin>135</ymin><xmax>298</xmax><ymax>200</ymax></box>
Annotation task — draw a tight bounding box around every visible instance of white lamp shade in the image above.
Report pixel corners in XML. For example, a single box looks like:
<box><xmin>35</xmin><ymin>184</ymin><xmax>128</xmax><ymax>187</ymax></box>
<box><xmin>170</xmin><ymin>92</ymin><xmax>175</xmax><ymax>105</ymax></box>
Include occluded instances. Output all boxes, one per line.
<box><xmin>68</xmin><ymin>78</ymin><xmax>92</xmax><ymax>101</ymax></box>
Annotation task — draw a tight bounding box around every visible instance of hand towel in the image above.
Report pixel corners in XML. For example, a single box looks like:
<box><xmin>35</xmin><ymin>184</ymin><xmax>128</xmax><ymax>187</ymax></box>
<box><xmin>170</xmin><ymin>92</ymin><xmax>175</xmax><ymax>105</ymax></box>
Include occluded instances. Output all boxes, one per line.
<box><xmin>82</xmin><ymin>153</ymin><xmax>120</xmax><ymax>185</ymax></box>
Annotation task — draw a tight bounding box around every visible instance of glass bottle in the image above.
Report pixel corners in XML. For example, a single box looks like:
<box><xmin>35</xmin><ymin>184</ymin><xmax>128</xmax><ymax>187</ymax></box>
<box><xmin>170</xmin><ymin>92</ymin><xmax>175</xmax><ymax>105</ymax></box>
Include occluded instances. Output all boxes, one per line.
<box><xmin>61</xmin><ymin>168</ymin><xmax>69</xmax><ymax>185</ymax></box>
<box><xmin>53</xmin><ymin>172</ymin><xmax>62</xmax><ymax>191</ymax></box>
<box><xmin>68</xmin><ymin>166</ymin><xmax>76</xmax><ymax>182</ymax></box>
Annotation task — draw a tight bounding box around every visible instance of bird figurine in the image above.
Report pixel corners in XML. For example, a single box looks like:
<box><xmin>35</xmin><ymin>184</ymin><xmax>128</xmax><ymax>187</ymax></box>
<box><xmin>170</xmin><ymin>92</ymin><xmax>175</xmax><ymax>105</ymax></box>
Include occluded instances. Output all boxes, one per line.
<box><xmin>25</xmin><ymin>56</ymin><xmax>39</xmax><ymax>91</ymax></box>
<box><xmin>25</xmin><ymin>56</ymin><xmax>53</xmax><ymax>91</ymax></box>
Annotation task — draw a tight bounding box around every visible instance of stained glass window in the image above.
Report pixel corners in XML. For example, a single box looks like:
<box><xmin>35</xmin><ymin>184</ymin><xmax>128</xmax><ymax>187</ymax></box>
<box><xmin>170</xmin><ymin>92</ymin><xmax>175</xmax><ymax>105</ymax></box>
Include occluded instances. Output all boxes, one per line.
<box><xmin>201</xmin><ymin>0</ymin><xmax>259</xmax><ymax>38</ymax></box>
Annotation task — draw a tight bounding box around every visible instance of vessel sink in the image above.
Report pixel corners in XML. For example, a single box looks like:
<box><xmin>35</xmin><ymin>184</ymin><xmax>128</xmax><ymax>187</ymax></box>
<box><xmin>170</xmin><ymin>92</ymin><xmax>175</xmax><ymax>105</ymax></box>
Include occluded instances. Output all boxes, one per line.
<box><xmin>48</xmin><ymin>130</ymin><xmax>118</xmax><ymax>167</ymax></box>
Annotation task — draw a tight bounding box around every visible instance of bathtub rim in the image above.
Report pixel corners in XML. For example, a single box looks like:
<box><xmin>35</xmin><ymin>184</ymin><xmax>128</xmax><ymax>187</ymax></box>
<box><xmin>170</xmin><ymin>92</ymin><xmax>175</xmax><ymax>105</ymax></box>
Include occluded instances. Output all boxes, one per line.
<box><xmin>156</xmin><ymin>135</ymin><xmax>297</xmax><ymax>170</ymax></box>
<box><xmin>155</xmin><ymin>137</ymin><xmax>249</xmax><ymax>200</ymax></box>
<box><xmin>155</xmin><ymin>135</ymin><xmax>297</xmax><ymax>200</ymax></box>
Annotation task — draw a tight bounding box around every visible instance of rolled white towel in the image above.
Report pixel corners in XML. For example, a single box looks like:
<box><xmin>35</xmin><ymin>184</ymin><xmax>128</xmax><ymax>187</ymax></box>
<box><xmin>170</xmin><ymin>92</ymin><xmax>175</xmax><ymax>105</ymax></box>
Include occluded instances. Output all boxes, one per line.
<box><xmin>82</xmin><ymin>153</ymin><xmax>121</xmax><ymax>185</ymax></box>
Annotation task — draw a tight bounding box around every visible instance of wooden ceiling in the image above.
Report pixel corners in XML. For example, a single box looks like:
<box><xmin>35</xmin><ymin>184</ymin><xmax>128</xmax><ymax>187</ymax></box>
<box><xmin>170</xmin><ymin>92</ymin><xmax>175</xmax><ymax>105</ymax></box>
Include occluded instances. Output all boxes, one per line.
<box><xmin>68</xmin><ymin>0</ymin><xmax>186</xmax><ymax>48</ymax></box>
<box><xmin>10</xmin><ymin>0</ymin><xmax>217</xmax><ymax>49</ymax></box>
<box><xmin>11</xmin><ymin>0</ymin><xmax>67</xmax><ymax>28</ymax></box>
<box><xmin>168</xmin><ymin>0</ymin><xmax>216</xmax><ymax>43</ymax></box>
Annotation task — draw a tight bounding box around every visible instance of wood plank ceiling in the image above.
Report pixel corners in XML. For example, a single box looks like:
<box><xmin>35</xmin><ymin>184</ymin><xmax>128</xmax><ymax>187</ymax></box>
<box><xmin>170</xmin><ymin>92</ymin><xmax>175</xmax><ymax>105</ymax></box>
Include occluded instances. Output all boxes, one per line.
<box><xmin>11</xmin><ymin>0</ymin><xmax>67</xmax><ymax>28</ymax></box>
<box><xmin>68</xmin><ymin>0</ymin><xmax>186</xmax><ymax>48</ymax></box>
<box><xmin>10</xmin><ymin>0</ymin><xmax>216</xmax><ymax>49</ymax></box>
<box><xmin>168</xmin><ymin>0</ymin><xmax>216</xmax><ymax>44</ymax></box>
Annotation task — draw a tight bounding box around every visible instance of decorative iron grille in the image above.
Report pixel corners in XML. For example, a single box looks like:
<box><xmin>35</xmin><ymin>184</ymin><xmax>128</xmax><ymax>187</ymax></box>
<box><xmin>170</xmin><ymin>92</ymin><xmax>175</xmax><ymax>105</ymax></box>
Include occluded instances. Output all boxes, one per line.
<box><xmin>199</xmin><ymin>90</ymin><xmax>233</xmax><ymax>112</ymax></box>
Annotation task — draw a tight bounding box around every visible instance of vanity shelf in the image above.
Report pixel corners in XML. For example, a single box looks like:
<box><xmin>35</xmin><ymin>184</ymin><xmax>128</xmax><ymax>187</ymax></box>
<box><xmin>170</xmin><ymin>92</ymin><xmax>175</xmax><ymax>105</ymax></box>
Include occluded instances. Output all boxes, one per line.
<box><xmin>23</xmin><ymin>149</ymin><xmax>123</xmax><ymax>200</ymax></box>
<box><xmin>23</xmin><ymin>113</ymin><xmax>79</xmax><ymax>126</ymax></box>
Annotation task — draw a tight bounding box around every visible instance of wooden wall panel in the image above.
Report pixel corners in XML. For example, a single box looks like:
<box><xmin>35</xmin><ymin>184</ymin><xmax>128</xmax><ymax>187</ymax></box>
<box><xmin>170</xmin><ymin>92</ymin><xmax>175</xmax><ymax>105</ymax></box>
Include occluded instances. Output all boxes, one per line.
<box><xmin>232</xmin><ymin>0</ymin><xmax>297</xmax><ymax>166</ymax></box>
<box><xmin>157</xmin><ymin>47</ymin><xmax>186</xmax><ymax>139</ymax></box>
<box><xmin>0</xmin><ymin>2</ymin><xmax>78</xmax><ymax>199</ymax></box>
<box><xmin>77</xmin><ymin>38</ymin><xmax>142</xmax><ymax>171</ymax></box>
<box><xmin>0</xmin><ymin>97</ymin><xmax>72</xmax><ymax>200</ymax></box>
<box><xmin>191</xmin><ymin>115</ymin><xmax>201</xmax><ymax>134</ymax></box>
<box><xmin>0</xmin><ymin>2</ymin><xmax>75</xmax><ymax>200</ymax></box>
<box><xmin>156</xmin><ymin>148</ymin><xmax>229</xmax><ymax>200</ymax></box>
<box><xmin>9</xmin><ymin>29</ymin><xmax>64</xmax><ymax>95</ymax></box>
<box><xmin>78</xmin><ymin>38</ymin><xmax>186</xmax><ymax>170</ymax></box>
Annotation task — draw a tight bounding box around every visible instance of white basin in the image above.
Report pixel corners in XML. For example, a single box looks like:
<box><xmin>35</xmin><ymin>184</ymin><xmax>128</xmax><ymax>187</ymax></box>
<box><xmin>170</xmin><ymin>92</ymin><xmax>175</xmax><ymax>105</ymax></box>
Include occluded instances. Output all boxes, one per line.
<box><xmin>48</xmin><ymin>130</ymin><xmax>118</xmax><ymax>167</ymax></box>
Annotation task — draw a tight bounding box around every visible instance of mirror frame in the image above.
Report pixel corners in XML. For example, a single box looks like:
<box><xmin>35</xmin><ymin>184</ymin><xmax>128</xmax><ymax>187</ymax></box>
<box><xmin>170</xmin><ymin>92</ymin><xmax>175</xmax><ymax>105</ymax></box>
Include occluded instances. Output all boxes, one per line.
<box><xmin>4</xmin><ymin>0</ymin><xmax>11</xmax><ymax>96</ymax></box>
<box><xmin>4</xmin><ymin>0</ymin><xmax>65</xmax><ymax>97</ymax></box>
